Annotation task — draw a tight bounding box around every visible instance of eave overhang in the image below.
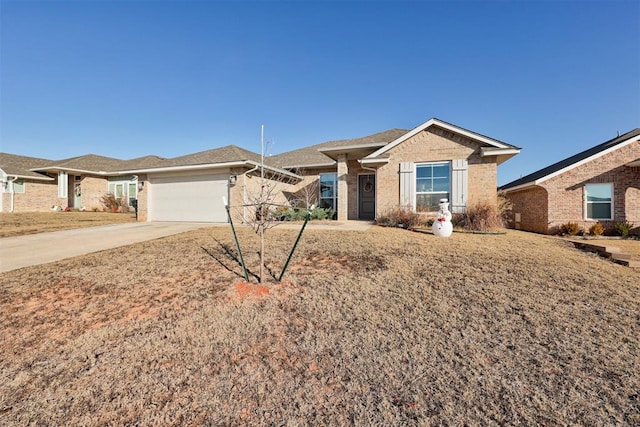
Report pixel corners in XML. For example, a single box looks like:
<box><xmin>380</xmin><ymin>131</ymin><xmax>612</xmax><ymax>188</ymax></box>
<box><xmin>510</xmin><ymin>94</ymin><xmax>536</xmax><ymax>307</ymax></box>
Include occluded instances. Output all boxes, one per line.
<box><xmin>480</xmin><ymin>147</ymin><xmax>522</xmax><ymax>165</ymax></box>
<box><xmin>119</xmin><ymin>160</ymin><xmax>302</xmax><ymax>181</ymax></box>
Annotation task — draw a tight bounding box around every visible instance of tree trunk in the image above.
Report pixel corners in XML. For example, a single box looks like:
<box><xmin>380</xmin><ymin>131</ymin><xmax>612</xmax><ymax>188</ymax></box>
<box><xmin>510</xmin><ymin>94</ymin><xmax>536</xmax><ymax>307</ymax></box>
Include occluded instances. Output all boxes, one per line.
<box><xmin>259</xmin><ymin>227</ymin><xmax>264</xmax><ymax>283</ymax></box>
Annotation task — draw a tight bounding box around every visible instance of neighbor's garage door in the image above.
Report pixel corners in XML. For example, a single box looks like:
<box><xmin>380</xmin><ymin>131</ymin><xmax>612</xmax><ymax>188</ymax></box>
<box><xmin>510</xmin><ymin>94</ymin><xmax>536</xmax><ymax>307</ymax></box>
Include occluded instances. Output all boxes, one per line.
<box><xmin>148</xmin><ymin>173</ymin><xmax>229</xmax><ymax>222</ymax></box>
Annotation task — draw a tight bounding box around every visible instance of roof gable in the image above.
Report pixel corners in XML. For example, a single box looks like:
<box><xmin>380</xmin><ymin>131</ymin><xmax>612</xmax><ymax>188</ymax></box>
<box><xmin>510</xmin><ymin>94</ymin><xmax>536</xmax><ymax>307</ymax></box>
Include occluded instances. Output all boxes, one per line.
<box><xmin>270</xmin><ymin>129</ymin><xmax>408</xmax><ymax>168</ymax></box>
<box><xmin>365</xmin><ymin>118</ymin><xmax>518</xmax><ymax>160</ymax></box>
<box><xmin>500</xmin><ymin>128</ymin><xmax>640</xmax><ymax>191</ymax></box>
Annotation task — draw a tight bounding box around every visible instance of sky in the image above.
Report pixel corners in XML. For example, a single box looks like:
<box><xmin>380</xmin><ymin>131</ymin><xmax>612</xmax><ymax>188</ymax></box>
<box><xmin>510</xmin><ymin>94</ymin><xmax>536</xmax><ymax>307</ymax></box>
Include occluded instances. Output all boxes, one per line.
<box><xmin>1</xmin><ymin>0</ymin><xmax>638</xmax><ymax>185</ymax></box>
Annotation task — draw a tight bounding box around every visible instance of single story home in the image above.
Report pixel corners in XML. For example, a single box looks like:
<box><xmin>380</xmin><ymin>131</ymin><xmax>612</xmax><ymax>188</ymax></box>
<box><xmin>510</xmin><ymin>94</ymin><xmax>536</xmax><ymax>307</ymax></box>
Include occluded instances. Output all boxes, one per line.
<box><xmin>1</xmin><ymin>117</ymin><xmax>521</xmax><ymax>222</ymax></box>
<box><xmin>499</xmin><ymin>128</ymin><xmax>640</xmax><ymax>234</ymax></box>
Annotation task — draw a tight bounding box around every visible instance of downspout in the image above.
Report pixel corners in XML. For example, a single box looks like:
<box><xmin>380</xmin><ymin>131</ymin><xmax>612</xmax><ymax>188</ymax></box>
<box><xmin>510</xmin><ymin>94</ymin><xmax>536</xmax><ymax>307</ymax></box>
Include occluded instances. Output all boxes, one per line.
<box><xmin>9</xmin><ymin>176</ymin><xmax>18</xmax><ymax>213</ymax></box>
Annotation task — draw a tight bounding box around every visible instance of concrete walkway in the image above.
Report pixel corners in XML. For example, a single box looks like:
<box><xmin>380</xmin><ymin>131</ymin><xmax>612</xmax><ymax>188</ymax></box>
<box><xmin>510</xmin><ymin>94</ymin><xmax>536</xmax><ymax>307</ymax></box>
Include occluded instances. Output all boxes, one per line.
<box><xmin>0</xmin><ymin>222</ymin><xmax>216</xmax><ymax>273</ymax></box>
<box><xmin>0</xmin><ymin>220</ymin><xmax>375</xmax><ymax>273</ymax></box>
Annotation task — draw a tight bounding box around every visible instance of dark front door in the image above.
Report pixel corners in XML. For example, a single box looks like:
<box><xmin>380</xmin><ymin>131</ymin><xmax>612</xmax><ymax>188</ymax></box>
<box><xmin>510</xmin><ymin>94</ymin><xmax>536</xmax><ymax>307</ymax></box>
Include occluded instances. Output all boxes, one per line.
<box><xmin>358</xmin><ymin>174</ymin><xmax>376</xmax><ymax>220</ymax></box>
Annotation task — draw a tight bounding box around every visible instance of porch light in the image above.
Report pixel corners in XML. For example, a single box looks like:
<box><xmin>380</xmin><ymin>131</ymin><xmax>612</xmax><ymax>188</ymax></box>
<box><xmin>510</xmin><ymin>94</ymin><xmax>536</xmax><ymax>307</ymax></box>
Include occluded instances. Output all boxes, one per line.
<box><xmin>229</xmin><ymin>175</ymin><xmax>238</xmax><ymax>185</ymax></box>
<box><xmin>137</xmin><ymin>181</ymin><xmax>144</xmax><ymax>191</ymax></box>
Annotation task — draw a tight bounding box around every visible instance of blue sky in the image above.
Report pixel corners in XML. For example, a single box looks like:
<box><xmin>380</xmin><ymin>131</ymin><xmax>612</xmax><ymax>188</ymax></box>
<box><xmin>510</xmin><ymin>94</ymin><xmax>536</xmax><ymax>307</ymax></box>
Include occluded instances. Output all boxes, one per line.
<box><xmin>1</xmin><ymin>0</ymin><xmax>638</xmax><ymax>185</ymax></box>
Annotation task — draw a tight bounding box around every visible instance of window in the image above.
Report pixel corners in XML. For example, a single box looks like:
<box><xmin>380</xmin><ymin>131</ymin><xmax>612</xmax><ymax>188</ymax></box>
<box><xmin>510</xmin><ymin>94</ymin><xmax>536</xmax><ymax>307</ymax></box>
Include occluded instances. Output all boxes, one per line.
<box><xmin>585</xmin><ymin>183</ymin><xmax>613</xmax><ymax>220</ymax></box>
<box><xmin>415</xmin><ymin>162</ymin><xmax>450</xmax><ymax>212</ymax></box>
<box><xmin>58</xmin><ymin>171</ymin><xmax>68</xmax><ymax>197</ymax></box>
<box><xmin>108</xmin><ymin>176</ymin><xmax>138</xmax><ymax>205</ymax></box>
<box><xmin>319</xmin><ymin>173</ymin><xmax>338</xmax><ymax>213</ymax></box>
<box><xmin>12</xmin><ymin>180</ymin><xmax>25</xmax><ymax>193</ymax></box>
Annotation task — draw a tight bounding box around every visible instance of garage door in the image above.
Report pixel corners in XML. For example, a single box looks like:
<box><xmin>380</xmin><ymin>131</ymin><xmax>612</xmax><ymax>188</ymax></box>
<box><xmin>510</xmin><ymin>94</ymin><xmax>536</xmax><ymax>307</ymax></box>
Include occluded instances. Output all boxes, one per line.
<box><xmin>149</xmin><ymin>173</ymin><xmax>229</xmax><ymax>222</ymax></box>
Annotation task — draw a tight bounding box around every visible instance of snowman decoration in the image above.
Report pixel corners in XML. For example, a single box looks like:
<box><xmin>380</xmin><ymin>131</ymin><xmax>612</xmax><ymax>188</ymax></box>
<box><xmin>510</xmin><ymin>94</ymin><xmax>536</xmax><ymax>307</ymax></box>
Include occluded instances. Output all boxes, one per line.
<box><xmin>432</xmin><ymin>198</ymin><xmax>453</xmax><ymax>237</ymax></box>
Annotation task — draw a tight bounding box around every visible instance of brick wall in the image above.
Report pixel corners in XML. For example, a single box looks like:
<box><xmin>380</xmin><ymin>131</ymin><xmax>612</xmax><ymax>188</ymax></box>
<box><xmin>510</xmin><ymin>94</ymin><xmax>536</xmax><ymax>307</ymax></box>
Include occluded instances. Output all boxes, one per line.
<box><xmin>376</xmin><ymin>126</ymin><xmax>498</xmax><ymax>216</ymax></box>
<box><xmin>79</xmin><ymin>176</ymin><xmax>109</xmax><ymax>211</ymax></box>
<box><xmin>3</xmin><ymin>179</ymin><xmax>59</xmax><ymax>212</ymax></box>
<box><xmin>505</xmin><ymin>186</ymin><xmax>549</xmax><ymax>233</ymax></box>
<box><xmin>136</xmin><ymin>174</ymin><xmax>148</xmax><ymax>221</ymax></box>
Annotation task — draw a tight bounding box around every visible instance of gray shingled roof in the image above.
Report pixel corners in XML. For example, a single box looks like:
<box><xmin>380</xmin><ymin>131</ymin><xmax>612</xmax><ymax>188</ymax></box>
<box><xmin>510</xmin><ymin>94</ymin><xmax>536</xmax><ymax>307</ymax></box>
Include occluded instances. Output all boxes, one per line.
<box><xmin>33</xmin><ymin>154</ymin><xmax>128</xmax><ymax>173</ymax></box>
<box><xmin>0</xmin><ymin>152</ymin><xmax>55</xmax><ymax>180</ymax></box>
<box><xmin>500</xmin><ymin>128</ymin><xmax>640</xmax><ymax>191</ymax></box>
<box><xmin>269</xmin><ymin>128</ymin><xmax>408</xmax><ymax>168</ymax></box>
<box><xmin>163</xmin><ymin>145</ymin><xmax>265</xmax><ymax>167</ymax></box>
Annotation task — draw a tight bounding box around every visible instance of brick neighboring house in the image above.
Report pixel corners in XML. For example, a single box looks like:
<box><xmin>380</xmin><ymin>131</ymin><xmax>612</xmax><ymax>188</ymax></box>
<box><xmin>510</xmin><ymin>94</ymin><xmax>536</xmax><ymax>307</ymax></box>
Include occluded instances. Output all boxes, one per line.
<box><xmin>499</xmin><ymin>129</ymin><xmax>640</xmax><ymax>235</ymax></box>
<box><xmin>0</xmin><ymin>152</ymin><xmax>160</xmax><ymax>213</ymax></box>
<box><xmin>1</xmin><ymin>117</ymin><xmax>521</xmax><ymax>221</ymax></box>
<box><xmin>271</xmin><ymin>118</ymin><xmax>520</xmax><ymax>221</ymax></box>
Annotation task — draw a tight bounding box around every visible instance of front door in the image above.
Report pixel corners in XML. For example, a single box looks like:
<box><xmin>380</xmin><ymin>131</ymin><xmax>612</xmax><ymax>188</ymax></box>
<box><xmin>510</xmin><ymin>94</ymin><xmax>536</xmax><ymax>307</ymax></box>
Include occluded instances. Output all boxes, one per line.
<box><xmin>358</xmin><ymin>174</ymin><xmax>376</xmax><ymax>220</ymax></box>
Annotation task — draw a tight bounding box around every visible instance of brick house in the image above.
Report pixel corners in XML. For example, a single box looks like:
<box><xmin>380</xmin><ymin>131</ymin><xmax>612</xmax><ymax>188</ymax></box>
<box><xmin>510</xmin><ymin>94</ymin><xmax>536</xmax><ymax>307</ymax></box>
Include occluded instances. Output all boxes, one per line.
<box><xmin>499</xmin><ymin>129</ymin><xmax>640</xmax><ymax>235</ymax></box>
<box><xmin>1</xmin><ymin>117</ymin><xmax>520</xmax><ymax>221</ymax></box>
<box><xmin>271</xmin><ymin>118</ymin><xmax>520</xmax><ymax>221</ymax></box>
<box><xmin>0</xmin><ymin>153</ymin><xmax>155</xmax><ymax>213</ymax></box>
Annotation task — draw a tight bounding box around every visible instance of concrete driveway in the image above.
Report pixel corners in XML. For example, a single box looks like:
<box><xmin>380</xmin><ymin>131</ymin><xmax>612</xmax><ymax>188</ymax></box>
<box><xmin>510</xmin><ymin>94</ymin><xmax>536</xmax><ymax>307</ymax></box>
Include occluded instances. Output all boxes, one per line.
<box><xmin>0</xmin><ymin>222</ymin><xmax>216</xmax><ymax>273</ymax></box>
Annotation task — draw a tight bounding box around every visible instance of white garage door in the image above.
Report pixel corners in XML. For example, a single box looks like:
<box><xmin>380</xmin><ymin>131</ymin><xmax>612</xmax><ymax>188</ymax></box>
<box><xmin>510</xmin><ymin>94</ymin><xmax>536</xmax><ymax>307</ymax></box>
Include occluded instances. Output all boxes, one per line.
<box><xmin>149</xmin><ymin>173</ymin><xmax>229</xmax><ymax>222</ymax></box>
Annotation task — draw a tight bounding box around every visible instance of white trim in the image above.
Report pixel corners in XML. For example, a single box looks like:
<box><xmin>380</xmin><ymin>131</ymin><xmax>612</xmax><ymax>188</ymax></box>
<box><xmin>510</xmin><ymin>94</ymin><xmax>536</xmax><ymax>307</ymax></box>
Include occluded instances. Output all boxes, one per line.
<box><xmin>2</xmin><ymin>172</ymin><xmax>54</xmax><ymax>181</ymax></box>
<box><xmin>365</xmin><ymin>118</ymin><xmax>513</xmax><ymax>159</ymax></box>
<box><xmin>318</xmin><ymin>142</ymin><xmax>387</xmax><ymax>153</ymax></box>
<box><xmin>584</xmin><ymin>183</ymin><xmax>614</xmax><ymax>221</ymax></box>
<box><xmin>283</xmin><ymin>162</ymin><xmax>336</xmax><ymax>169</ymax></box>
<box><xmin>120</xmin><ymin>160</ymin><xmax>301</xmax><ymax>180</ymax></box>
<box><xmin>501</xmin><ymin>182</ymin><xmax>536</xmax><ymax>193</ymax></box>
<box><xmin>57</xmin><ymin>171</ymin><xmax>68</xmax><ymax>198</ymax></box>
<box><xmin>480</xmin><ymin>148</ymin><xmax>521</xmax><ymax>157</ymax></box>
<box><xmin>359</xmin><ymin>158</ymin><xmax>390</xmax><ymax>165</ymax></box>
<box><xmin>538</xmin><ymin>134</ymin><xmax>640</xmax><ymax>185</ymax></box>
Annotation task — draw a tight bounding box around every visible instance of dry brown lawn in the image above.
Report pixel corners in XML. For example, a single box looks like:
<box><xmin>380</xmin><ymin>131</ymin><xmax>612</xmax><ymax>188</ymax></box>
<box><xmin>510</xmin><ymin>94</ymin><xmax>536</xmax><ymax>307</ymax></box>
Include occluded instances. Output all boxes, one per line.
<box><xmin>1</xmin><ymin>226</ymin><xmax>639</xmax><ymax>425</ymax></box>
<box><xmin>0</xmin><ymin>212</ymin><xmax>136</xmax><ymax>237</ymax></box>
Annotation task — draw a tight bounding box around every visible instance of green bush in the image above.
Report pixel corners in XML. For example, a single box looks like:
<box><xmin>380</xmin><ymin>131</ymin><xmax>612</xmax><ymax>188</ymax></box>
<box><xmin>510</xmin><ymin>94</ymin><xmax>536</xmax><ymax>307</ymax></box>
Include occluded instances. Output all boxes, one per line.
<box><xmin>559</xmin><ymin>222</ymin><xmax>581</xmax><ymax>236</ymax></box>
<box><xmin>277</xmin><ymin>206</ymin><xmax>334</xmax><ymax>221</ymax></box>
<box><xmin>615</xmin><ymin>220</ymin><xmax>633</xmax><ymax>237</ymax></box>
<box><xmin>376</xmin><ymin>206</ymin><xmax>426</xmax><ymax>230</ymax></box>
<box><xmin>588</xmin><ymin>222</ymin><xmax>604</xmax><ymax>236</ymax></box>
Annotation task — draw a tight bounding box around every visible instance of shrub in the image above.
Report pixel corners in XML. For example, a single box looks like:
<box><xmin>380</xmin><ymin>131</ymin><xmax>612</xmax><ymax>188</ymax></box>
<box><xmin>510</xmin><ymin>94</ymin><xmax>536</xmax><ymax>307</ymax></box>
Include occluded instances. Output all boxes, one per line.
<box><xmin>376</xmin><ymin>206</ymin><xmax>426</xmax><ymax>230</ymax></box>
<box><xmin>277</xmin><ymin>206</ymin><xmax>334</xmax><ymax>221</ymax></box>
<box><xmin>460</xmin><ymin>202</ymin><xmax>505</xmax><ymax>232</ymax></box>
<box><xmin>588</xmin><ymin>222</ymin><xmax>604</xmax><ymax>236</ymax></box>
<box><xmin>615</xmin><ymin>220</ymin><xmax>633</xmax><ymax>237</ymax></box>
<box><xmin>100</xmin><ymin>194</ymin><xmax>121</xmax><ymax>212</ymax></box>
<box><xmin>497</xmin><ymin>191</ymin><xmax>513</xmax><ymax>224</ymax></box>
<box><xmin>559</xmin><ymin>222</ymin><xmax>581</xmax><ymax>236</ymax></box>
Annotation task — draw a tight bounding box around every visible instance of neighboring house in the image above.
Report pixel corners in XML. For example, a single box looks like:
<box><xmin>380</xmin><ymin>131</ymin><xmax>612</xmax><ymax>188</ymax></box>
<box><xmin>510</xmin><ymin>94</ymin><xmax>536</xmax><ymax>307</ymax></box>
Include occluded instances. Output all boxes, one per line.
<box><xmin>1</xmin><ymin>117</ymin><xmax>521</xmax><ymax>222</ymax></box>
<box><xmin>271</xmin><ymin>118</ymin><xmax>520</xmax><ymax>221</ymax></box>
<box><xmin>0</xmin><ymin>153</ymin><xmax>56</xmax><ymax>213</ymax></box>
<box><xmin>0</xmin><ymin>152</ymin><xmax>151</xmax><ymax>213</ymax></box>
<box><xmin>500</xmin><ymin>129</ymin><xmax>640</xmax><ymax>234</ymax></box>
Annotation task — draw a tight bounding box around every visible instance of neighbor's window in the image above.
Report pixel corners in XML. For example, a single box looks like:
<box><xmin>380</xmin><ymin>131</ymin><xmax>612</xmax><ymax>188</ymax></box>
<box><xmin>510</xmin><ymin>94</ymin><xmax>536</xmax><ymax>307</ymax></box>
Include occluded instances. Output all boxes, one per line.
<box><xmin>13</xmin><ymin>180</ymin><xmax>25</xmax><ymax>193</ymax></box>
<box><xmin>585</xmin><ymin>183</ymin><xmax>613</xmax><ymax>220</ymax></box>
<box><xmin>416</xmin><ymin>162</ymin><xmax>450</xmax><ymax>212</ymax></box>
<box><xmin>319</xmin><ymin>173</ymin><xmax>338</xmax><ymax>213</ymax></box>
<box><xmin>108</xmin><ymin>176</ymin><xmax>138</xmax><ymax>205</ymax></box>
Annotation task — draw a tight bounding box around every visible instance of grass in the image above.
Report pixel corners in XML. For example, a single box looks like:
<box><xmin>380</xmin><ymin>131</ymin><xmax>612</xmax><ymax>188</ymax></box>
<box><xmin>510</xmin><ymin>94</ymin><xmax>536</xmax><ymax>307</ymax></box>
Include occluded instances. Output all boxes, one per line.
<box><xmin>0</xmin><ymin>211</ymin><xmax>136</xmax><ymax>237</ymax></box>
<box><xmin>1</xmin><ymin>225</ymin><xmax>639</xmax><ymax>425</ymax></box>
